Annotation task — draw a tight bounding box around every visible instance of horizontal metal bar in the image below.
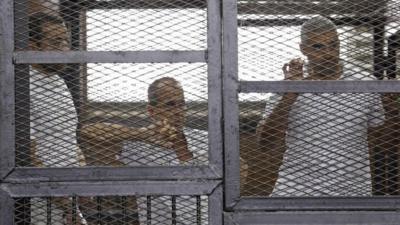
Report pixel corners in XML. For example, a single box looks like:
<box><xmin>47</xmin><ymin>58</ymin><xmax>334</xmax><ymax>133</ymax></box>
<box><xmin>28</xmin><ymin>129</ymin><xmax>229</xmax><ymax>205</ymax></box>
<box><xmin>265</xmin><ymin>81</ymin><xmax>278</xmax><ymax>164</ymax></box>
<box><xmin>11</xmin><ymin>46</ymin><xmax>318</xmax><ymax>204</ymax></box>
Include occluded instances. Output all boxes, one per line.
<box><xmin>1</xmin><ymin>180</ymin><xmax>220</xmax><ymax>197</ymax></box>
<box><xmin>233</xmin><ymin>197</ymin><xmax>400</xmax><ymax>211</ymax></box>
<box><xmin>240</xmin><ymin>80</ymin><xmax>400</xmax><ymax>93</ymax></box>
<box><xmin>13</xmin><ymin>51</ymin><xmax>207</xmax><ymax>64</ymax></box>
<box><xmin>237</xmin><ymin>1</ymin><xmax>383</xmax><ymax>15</ymax></box>
<box><xmin>5</xmin><ymin>166</ymin><xmax>220</xmax><ymax>182</ymax></box>
<box><xmin>85</xmin><ymin>0</ymin><xmax>207</xmax><ymax>9</ymax></box>
<box><xmin>228</xmin><ymin>211</ymin><xmax>400</xmax><ymax>225</ymax></box>
<box><xmin>238</xmin><ymin>17</ymin><xmax>378</xmax><ymax>27</ymax></box>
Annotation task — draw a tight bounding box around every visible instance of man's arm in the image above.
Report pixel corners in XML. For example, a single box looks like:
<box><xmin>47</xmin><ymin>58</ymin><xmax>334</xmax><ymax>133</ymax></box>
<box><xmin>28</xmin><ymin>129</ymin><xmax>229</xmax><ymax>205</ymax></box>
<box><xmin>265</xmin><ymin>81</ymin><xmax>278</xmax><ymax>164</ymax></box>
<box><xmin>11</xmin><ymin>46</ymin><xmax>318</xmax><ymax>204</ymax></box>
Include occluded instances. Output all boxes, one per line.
<box><xmin>252</xmin><ymin>59</ymin><xmax>303</xmax><ymax>193</ymax></box>
<box><xmin>257</xmin><ymin>58</ymin><xmax>303</xmax><ymax>152</ymax></box>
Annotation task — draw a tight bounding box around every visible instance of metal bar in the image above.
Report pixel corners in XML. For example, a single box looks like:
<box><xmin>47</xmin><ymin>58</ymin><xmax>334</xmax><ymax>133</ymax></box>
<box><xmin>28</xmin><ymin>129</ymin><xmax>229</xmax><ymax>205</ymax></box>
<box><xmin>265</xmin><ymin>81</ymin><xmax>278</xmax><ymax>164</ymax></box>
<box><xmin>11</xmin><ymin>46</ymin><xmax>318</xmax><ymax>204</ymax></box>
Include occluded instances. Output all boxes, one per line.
<box><xmin>240</xmin><ymin>80</ymin><xmax>400</xmax><ymax>93</ymax></box>
<box><xmin>209</xmin><ymin>185</ymin><xmax>223</xmax><ymax>225</ymax></box>
<box><xmin>222</xmin><ymin>0</ymin><xmax>241</xmax><ymax>209</ymax></box>
<box><xmin>14</xmin><ymin>0</ymin><xmax>31</xmax><ymax>171</ymax></box>
<box><xmin>1</xmin><ymin>180</ymin><xmax>221</xmax><ymax>197</ymax></box>
<box><xmin>207</xmin><ymin>0</ymin><xmax>223</xmax><ymax>176</ymax></box>
<box><xmin>0</xmin><ymin>0</ymin><xmax>15</xmax><ymax>179</ymax></box>
<box><xmin>196</xmin><ymin>195</ymin><xmax>201</xmax><ymax>225</ymax></box>
<box><xmin>46</xmin><ymin>197</ymin><xmax>52</xmax><ymax>225</ymax></box>
<box><xmin>0</xmin><ymin>189</ymin><xmax>14</xmax><ymax>225</ymax></box>
<box><xmin>85</xmin><ymin>0</ymin><xmax>207</xmax><ymax>9</ymax></box>
<box><xmin>13</xmin><ymin>51</ymin><xmax>207</xmax><ymax>64</ymax></box>
<box><xmin>233</xmin><ymin>197</ymin><xmax>400</xmax><ymax>211</ymax></box>
<box><xmin>229</xmin><ymin>211</ymin><xmax>400</xmax><ymax>225</ymax></box>
<box><xmin>236</xmin><ymin>1</ymin><xmax>383</xmax><ymax>15</ymax></box>
<box><xmin>7</xmin><ymin>166</ymin><xmax>220</xmax><ymax>181</ymax></box>
<box><xmin>373</xmin><ymin>17</ymin><xmax>386</xmax><ymax>80</ymax></box>
<box><xmin>238</xmin><ymin>17</ymin><xmax>378</xmax><ymax>27</ymax></box>
<box><xmin>146</xmin><ymin>196</ymin><xmax>151</xmax><ymax>225</ymax></box>
<box><xmin>96</xmin><ymin>196</ymin><xmax>102</xmax><ymax>225</ymax></box>
<box><xmin>171</xmin><ymin>196</ymin><xmax>177</xmax><ymax>225</ymax></box>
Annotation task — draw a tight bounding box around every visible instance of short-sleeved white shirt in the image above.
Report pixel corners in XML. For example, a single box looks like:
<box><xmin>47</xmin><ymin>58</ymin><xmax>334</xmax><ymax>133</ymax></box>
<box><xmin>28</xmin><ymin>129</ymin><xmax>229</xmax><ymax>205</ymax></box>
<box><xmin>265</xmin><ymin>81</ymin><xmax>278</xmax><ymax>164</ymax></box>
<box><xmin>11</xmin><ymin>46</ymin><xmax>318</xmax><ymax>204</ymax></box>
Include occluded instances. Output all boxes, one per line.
<box><xmin>30</xmin><ymin>69</ymin><xmax>81</xmax><ymax>167</ymax></box>
<box><xmin>265</xmin><ymin>70</ymin><xmax>385</xmax><ymax>196</ymax></box>
<box><xmin>120</xmin><ymin>128</ymin><xmax>208</xmax><ymax>225</ymax></box>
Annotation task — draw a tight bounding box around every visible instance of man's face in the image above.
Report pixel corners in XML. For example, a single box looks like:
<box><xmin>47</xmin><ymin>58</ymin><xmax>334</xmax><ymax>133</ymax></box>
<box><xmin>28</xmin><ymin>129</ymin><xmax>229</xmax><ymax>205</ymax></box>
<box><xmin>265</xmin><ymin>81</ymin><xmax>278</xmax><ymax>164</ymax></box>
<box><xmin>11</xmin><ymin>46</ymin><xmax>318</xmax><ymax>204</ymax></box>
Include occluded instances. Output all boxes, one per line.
<box><xmin>31</xmin><ymin>21</ymin><xmax>70</xmax><ymax>73</ymax></box>
<box><xmin>301</xmin><ymin>30</ymin><xmax>340</xmax><ymax>76</ymax></box>
<box><xmin>149</xmin><ymin>81</ymin><xmax>186</xmax><ymax>131</ymax></box>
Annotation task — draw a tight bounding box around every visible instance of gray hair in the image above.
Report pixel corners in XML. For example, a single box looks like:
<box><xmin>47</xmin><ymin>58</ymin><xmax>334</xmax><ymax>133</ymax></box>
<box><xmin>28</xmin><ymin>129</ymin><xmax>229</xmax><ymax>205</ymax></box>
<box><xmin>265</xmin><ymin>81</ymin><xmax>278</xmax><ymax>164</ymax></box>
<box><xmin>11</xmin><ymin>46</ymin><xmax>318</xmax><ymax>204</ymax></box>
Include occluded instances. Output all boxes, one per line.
<box><xmin>301</xmin><ymin>16</ymin><xmax>338</xmax><ymax>44</ymax></box>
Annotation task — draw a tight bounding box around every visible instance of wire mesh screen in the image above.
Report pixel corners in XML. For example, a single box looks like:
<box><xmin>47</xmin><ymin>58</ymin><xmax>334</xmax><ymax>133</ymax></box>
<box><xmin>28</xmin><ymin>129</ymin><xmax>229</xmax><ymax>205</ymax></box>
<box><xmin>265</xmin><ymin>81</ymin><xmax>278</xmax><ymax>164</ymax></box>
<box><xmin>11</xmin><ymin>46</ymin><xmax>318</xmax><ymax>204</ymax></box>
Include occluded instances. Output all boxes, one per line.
<box><xmin>240</xmin><ymin>92</ymin><xmax>400</xmax><ymax>197</ymax></box>
<box><xmin>15</xmin><ymin>0</ymin><xmax>207</xmax><ymax>51</ymax></box>
<box><xmin>237</xmin><ymin>0</ymin><xmax>400</xmax><ymax>197</ymax></box>
<box><xmin>16</xmin><ymin>62</ymin><xmax>208</xmax><ymax>167</ymax></box>
<box><xmin>14</xmin><ymin>0</ymin><xmax>210</xmax><ymax>167</ymax></box>
<box><xmin>15</xmin><ymin>195</ymin><xmax>208</xmax><ymax>225</ymax></box>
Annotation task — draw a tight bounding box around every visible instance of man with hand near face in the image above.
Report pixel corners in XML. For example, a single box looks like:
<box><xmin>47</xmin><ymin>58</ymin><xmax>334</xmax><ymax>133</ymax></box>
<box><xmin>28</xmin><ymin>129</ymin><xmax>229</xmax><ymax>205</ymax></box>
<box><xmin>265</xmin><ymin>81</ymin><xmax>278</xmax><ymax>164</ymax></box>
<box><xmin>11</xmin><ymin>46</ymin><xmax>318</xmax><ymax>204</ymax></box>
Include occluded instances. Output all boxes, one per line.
<box><xmin>257</xmin><ymin>16</ymin><xmax>385</xmax><ymax>196</ymax></box>
<box><xmin>117</xmin><ymin>77</ymin><xmax>207</xmax><ymax>225</ymax></box>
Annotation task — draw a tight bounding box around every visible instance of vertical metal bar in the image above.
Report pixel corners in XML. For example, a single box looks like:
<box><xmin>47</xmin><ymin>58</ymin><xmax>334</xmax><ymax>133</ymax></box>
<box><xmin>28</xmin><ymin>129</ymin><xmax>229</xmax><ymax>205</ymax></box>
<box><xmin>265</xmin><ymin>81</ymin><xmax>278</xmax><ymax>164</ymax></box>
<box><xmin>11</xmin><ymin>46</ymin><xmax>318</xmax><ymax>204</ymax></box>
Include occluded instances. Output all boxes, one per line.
<box><xmin>171</xmin><ymin>196</ymin><xmax>177</xmax><ymax>225</ymax></box>
<box><xmin>14</xmin><ymin>0</ymin><xmax>31</xmax><ymax>168</ymax></box>
<box><xmin>96</xmin><ymin>196</ymin><xmax>102</xmax><ymax>225</ymax></box>
<box><xmin>46</xmin><ymin>197</ymin><xmax>52</xmax><ymax>225</ymax></box>
<box><xmin>207</xmin><ymin>0</ymin><xmax>223</xmax><ymax>175</ymax></box>
<box><xmin>222</xmin><ymin>0</ymin><xmax>241</xmax><ymax>208</ymax></box>
<box><xmin>209</xmin><ymin>185</ymin><xmax>223</xmax><ymax>225</ymax></box>
<box><xmin>72</xmin><ymin>196</ymin><xmax>77</xmax><ymax>225</ymax></box>
<box><xmin>196</xmin><ymin>195</ymin><xmax>201</xmax><ymax>225</ymax></box>
<box><xmin>13</xmin><ymin>1</ymin><xmax>31</xmax><ymax>224</ymax></box>
<box><xmin>0</xmin><ymin>0</ymin><xmax>15</xmax><ymax>178</ymax></box>
<box><xmin>146</xmin><ymin>196</ymin><xmax>151</xmax><ymax>225</ymax></box>
<box><xmin>122</xmin><ymin>196</ymin><xmax>128</xmax><ymax>225</ymax></box>
<box><xmin>373</xmin><ymin>17</ymin><xmax>386</xmax><ymax>80</ymax></box>
<box><xmin>0</xmin><ymin>189</ymin><xmax>14</xmax><ymax>225</ymax></box>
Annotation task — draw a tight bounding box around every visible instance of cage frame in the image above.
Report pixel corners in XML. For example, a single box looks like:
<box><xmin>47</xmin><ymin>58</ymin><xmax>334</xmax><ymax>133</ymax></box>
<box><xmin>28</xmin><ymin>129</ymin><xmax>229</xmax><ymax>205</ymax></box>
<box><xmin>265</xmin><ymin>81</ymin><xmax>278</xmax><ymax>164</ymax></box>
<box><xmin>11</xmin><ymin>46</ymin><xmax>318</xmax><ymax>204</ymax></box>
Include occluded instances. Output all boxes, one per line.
<box><xmin>223</xmin><ymin>0</ymin><xmax>400</xmax><ymax>215</ymax></box>
<box><xmin>0</xmin><ymin>0</ymin><xmax>223</xmax><ymax>224</ymax></box>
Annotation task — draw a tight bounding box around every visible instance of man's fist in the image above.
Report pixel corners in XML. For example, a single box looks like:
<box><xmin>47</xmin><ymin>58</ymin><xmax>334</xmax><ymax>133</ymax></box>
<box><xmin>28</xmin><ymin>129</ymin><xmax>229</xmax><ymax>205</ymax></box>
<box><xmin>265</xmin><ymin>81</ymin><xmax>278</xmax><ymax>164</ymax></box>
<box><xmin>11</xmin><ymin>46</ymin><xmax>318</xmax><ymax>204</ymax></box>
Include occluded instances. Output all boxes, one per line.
<box><xmin>283</xmin><ymin>58</ymin><xmax>304</xmax><ymax>80</ymax></box>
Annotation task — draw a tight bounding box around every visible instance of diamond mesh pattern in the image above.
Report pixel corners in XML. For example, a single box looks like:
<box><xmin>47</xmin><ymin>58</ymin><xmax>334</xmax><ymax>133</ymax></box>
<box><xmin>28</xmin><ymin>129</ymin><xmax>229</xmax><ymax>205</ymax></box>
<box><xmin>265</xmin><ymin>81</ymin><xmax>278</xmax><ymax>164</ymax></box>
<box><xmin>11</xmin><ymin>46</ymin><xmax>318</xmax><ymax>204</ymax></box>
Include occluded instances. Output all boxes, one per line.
<box><xmin>15</xmin><ymin>0</ymin><xmax>209</xmax><ymax>167</ymax></box>
<box><xmin>14</xmin><ymin>195</ymin><xmax>208</xmax><ymax>225</ymax></box>
<box><xmin>238</xmin><ymin>0</ymin><xmax>400</xmax><ymax>197</ymax></box>
<box><xmin>240</xmin><ymin>92</ymin><xmax>400</xmax><ymax>197</ymax></box>
<box><xmin>15</xmin><ymin>0</ymin><xmax>207</xmax><ymax>51</ymax></box>
<box><xmin>16</xmin><ymin>62</ymin><xmax>209</xmax><ymax>167</ymax></box>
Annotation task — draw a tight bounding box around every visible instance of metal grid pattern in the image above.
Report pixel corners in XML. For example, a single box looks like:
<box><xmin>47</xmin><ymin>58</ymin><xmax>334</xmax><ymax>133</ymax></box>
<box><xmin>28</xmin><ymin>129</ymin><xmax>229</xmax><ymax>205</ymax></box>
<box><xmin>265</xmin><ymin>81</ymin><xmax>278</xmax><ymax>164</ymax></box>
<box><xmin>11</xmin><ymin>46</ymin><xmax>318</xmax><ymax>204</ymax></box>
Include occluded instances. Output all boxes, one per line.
<box><xmin>240</xmin><ymin>92</ymin><xmax>399</xmax><ymax>197</ymax></box>
<box><xmin>14</xmin><ymin>195</ymin><xmax>209</xmax><ymax>225</ymax></box>
<box><xmin>14</xmin><ymin>1</ymin><xmax>210</xmax><ymax>168</ymax></box>
<box><xmin>233</xmin><ymin>0</ymin><xmax>400</xmax><ymax>199</ymax></box>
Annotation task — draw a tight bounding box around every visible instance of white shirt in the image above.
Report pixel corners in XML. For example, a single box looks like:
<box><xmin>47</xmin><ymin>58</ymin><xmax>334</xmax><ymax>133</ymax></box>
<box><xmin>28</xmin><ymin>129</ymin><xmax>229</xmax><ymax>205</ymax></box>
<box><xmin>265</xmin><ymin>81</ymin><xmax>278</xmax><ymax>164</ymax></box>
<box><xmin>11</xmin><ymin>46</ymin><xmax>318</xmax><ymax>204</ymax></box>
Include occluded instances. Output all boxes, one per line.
<box><xmin>30</xmin><ymin>68</ymin><xmax>81</xmax><ymax>167</ymax></box>
<box><xmin>265</xmin><ymin>69</ymin><xmax>385</xmax><ymax>196</ymax></box>
<box><xmin>120</xmin><ymin>128</ymin><xmax>208</xmax><ymax>225</ymax></box>
<box><xmin>30</xmin><ymin>69</ymin><xmax>87</xmax><ymax>225</ymax></box>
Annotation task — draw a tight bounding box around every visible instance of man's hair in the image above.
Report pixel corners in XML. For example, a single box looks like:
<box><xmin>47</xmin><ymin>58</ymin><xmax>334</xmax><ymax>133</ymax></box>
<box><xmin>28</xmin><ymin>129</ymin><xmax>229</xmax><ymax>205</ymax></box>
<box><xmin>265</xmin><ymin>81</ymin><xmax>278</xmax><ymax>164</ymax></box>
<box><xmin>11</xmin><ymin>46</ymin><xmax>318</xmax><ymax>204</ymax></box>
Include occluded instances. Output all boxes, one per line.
<box><xmin>148</xmin><ymin>77</ymin><xmax>181</xmax><ymax>106</ymax></box>
<box><xmin>301</xmin><ymin>16</ymin><xmax>337</xmax><ymax>44</ymax></box>
<box><xmin>29</xmin><ymin>12</ymin><xmax>65</xmax><ymax>44</ymax></box>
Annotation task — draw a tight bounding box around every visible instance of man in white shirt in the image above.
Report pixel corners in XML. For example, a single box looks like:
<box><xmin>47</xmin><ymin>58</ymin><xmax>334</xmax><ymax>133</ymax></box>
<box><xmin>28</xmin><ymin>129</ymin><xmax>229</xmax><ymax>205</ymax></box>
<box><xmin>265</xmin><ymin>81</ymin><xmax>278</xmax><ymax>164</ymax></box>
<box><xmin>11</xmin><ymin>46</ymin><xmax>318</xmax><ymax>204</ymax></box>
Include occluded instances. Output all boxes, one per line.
<box><xmin>120</xmin><ymin>77</ymin><xmax>208</xmax><ymax>225</ymax></box>
<box><xmin>28</xmin><ymin>12</ymin><xmax>88</xmax><ymax>224</ymax></box>
<box><xmin>257</xmin><ymin>16</ymin><xmax>385</xmax><ymax>196</ymax></box>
